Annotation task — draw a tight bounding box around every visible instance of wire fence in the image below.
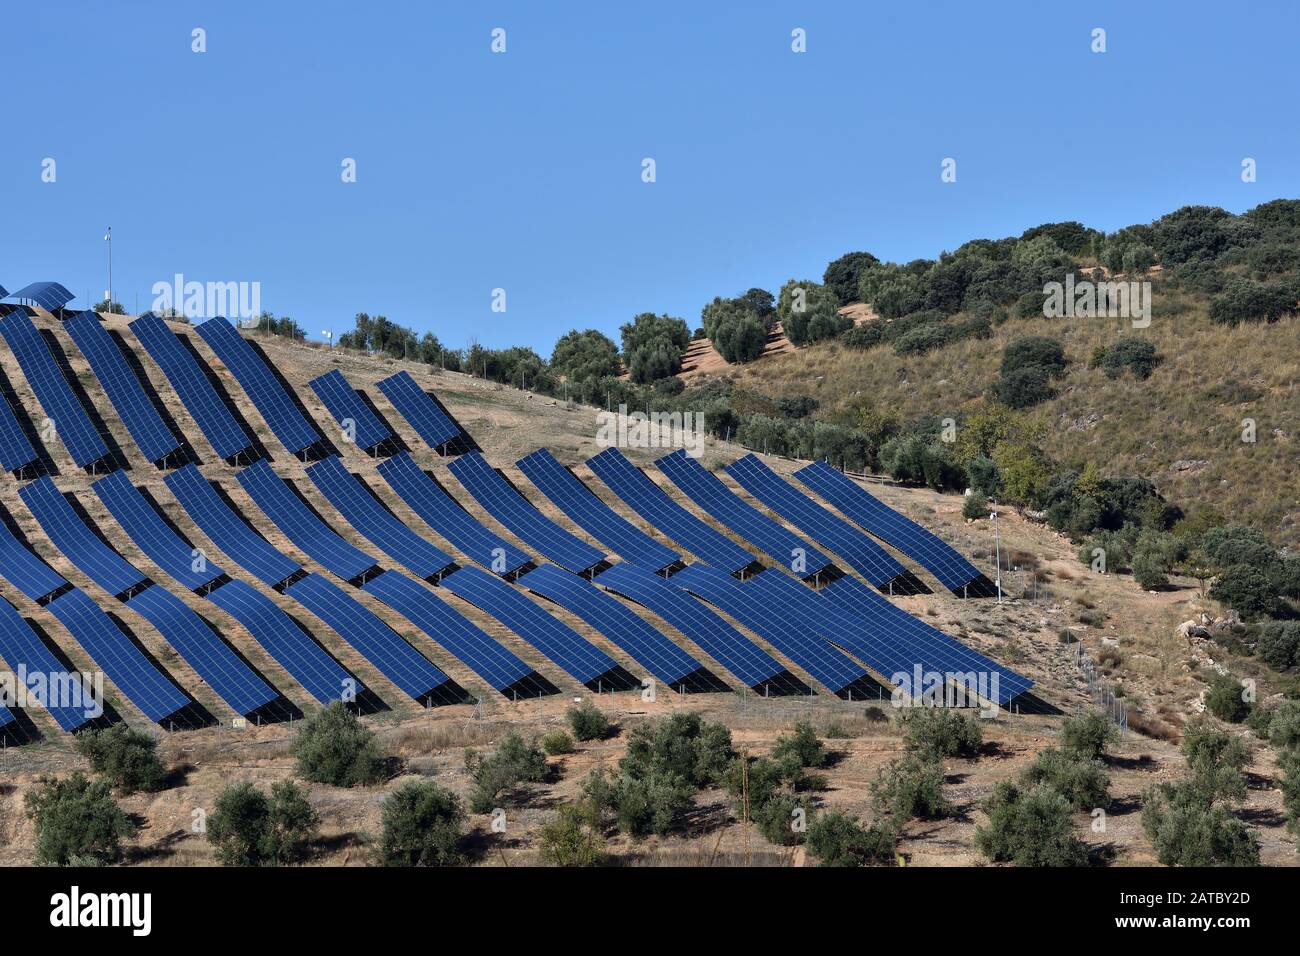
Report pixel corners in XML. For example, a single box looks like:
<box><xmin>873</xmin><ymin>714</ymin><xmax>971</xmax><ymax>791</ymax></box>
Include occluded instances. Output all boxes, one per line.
<box><xmin>1069</xmin><ymin>640</ymin><xmax>1128</xmax><ymax>736</ymax></box>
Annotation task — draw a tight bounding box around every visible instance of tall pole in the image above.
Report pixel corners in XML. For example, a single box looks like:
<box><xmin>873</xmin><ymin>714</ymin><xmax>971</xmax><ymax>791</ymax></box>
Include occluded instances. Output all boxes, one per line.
<box><xmin>104</xmin><ymin>226</ymin><xmax>112</xmax><ymax>309</ymax></box>
<box><xmin>991</xmin><ymin>503</ymin><xmax>1003</xmax><ymax>604</ymax></box>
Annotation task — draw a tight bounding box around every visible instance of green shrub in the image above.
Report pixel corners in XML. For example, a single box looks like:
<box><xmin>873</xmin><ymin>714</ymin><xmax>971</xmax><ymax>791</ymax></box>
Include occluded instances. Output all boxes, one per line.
<box><xmin>1245</xmin><ymin>705</ymin><xmax>1275</xmax><ymax>738</ymax></box>
<box><xmin>962</xmin><ymin>493</ymin><xmax>989</xmax><ymax>520</ymax></box>
<box><xmin>1141</xmin><ymin>783</ymin><xmax>1260</xmax><ymax>866</ymax></box>
<box><xmin>1204</xmin><ymin>674</ymin><xmax>1251</xmax><ymax>724</ymax></box>
<box><xmin>465</xmin><ymin>732</ymin><xmax>549</xmax><ymax>813</ymax></box>
<box><xmin>752</xmin><ymin>791</ymin><xmax>807</xmax><ymax>846</ymax></box>
<box><xmin>841</xmin><ymin>323</ymin><xmax>883</xmax><ymax>350</ymax></box>
<box><xmin>872</xmin><ymin>754</ymin><xmax>951</xmax><ymax>820</ymax></box>
<box><xmin>540</xmin><ymin>730</ymin><xmax>575</xmax><ymax>756</ymax></box>
<box><xmin>1267</xmin><ymin>701</ymin><xmax>1300</xmax><ymax>751</ymax></box>
<box><xmin>1059</xmin><ymin>711</ymin><xmax>1119</xmax><ymax>760</ymax></box>
<box><xmin>863</xmin><ymin>706</ymin><xmax>889</xmax><ymax>723</ymax></box>
<box><xmin>584</xmin><ymin>768</ymin><xmax>692</xmax><ymax>839</ymax></box>
<box><xmin>975</xmin><ymin>782</ymin><xmax>1089</xmax><ymax>867</ymax></box>
<box><xmin>1256</xmin><ymin>621</ymin><xmax>1300</xmax><ymax>671</ymax></box>
<box><xmin>902</xmin><ymin>708</ymin><xmax>983</xmax><ymax>760</ymax></box>
<box><xmin>620</xmin><ymin>712</ymin><xmax>733</xmax><ymax>787</ymax></box>
<box><xmin>1210</xmin><ymin>564</ymin><xmax>1280</xmax><ymax>620</ymax></box>
<box><xmin>991</xmin><ymin>365</ymin><xmax>1055</xmax><ymax>409</ymax></box>
<box><xmin>1099</xmin><ymin>337</ymin><xmax>1158</xmax><ymax>380</ymax></box>
<box><xmin>290</xmin><ymin>702</ymin><xmax>385</xmax><ymax>787</ymax></box>
<box><xmin>1279</xmin><ymin>752</ymin><xmax>1300</xmax><ymax>838</ymax></box>
<box><xmin>771</xmin><ymin>721</ymin><xmax>829</xmax><ymax>770</ymax></box>
<box><xmin>1181</xmin><ymin>716</ymin><xmax>1250</xmax><ymax>802</ymax></box>
<box><xmin>537</xmin><ymin>801</ymin><xmax>605</xmax><ymax>866</ymax></box>
<box><xmin>566</xmin><ymin>701</ymin><xmax>612</xmax><ymax>741</ymax></box>
<box><xmin>1019</xmin><ymin>747</ymin><xmax>1110</xmax><ymax>810</ymax></box>
<box><xmin>207</xmin><ymin>781</ymin><xmax>319</xmax><ymax>866</ymax></box>
<box><xmin>806</xmin><ymin>812</ymin><xmax>897</xmax><ymax>867</ymax></box>
<box><xmin>25</xmin><ymin>773</ymin><xmax>136</xmax><ymax>866</ymax></box>
<box><xmin>378</xmin><ymin>780</ymin><xmax>465</xmax><ymax>866</ymax></box>
<box><xmin>1001</xmin><ymin>336</ymin><xmax>1068</xmax><ymax>378</ymax></box>
<box><xmin>74</xmin><ymin>723</ymin><xmax>167</xmax><ymax>794</ymax></box>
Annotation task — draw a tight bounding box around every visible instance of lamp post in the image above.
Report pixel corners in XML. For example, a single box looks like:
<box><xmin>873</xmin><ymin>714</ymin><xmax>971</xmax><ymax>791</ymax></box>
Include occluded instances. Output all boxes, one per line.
<box><xmin>103</xmin><ymin>227</ymin><xmax>112</xmax><ymax>309</ymax></box>
<box><xmin>990</xmin><ymin>500</ymin><xmax>1003</xmax><ymax>604</ymax></box>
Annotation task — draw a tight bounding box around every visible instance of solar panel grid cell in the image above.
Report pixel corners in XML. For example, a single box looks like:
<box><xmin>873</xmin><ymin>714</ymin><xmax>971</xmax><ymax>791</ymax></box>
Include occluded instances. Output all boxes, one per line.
<box><xmin>585</xmin><ymin>448</ymin><xmax>753</xmax><ymax>573</ymax></box>
<box><xmin>0</xmin><ymin>595</ymin><xmax>98</xmax><ymax>731</ymax></box>
<box><xmin>308</xmin><ymin>369</ymin><xmax>393</xmax><ymax>451</ymax></box>
<box><xmin>20</xmin><ymin>476</ymin><xmax>147</xmax><ymax>597</ymax></box>
<box><xmin>376</xmin><ymin>370</ymin><xmax>459</xmax><ymax>449</ymax></box>
<box><xmin>0</xmin><ymin>389</ymin><xmax>38</xmax><ymax>473</ymax></box>
<box><xmin>0</xmin><ymin>509</ymin><xmax>68</xmax><ymax>601</ymax></box>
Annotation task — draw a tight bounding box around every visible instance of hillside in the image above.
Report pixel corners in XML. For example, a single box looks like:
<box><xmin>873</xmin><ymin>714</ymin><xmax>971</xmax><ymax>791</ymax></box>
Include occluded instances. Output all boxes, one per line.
<box><xmin>0</xmin><ymin>311</ymin><xmax>1296</xmax><ymax>867</ymax></box>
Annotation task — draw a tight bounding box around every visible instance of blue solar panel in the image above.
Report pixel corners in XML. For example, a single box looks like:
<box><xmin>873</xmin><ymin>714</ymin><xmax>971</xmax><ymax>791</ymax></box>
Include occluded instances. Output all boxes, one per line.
<box><xmin>194</xmin><ymin>318</ymin><xmax>321</xmax><ymax>455</ymax></box>
<box><xmin>0</xmin><ymin>595</ymin><xmax>99</xmax><ymax>731</ymax></box>
<box><xmin>0</xmin><ymin>283</ymin><xmax>7</xmax><ymax>299</ymax></box>
<box><xmin>6</xmin><ymin>282</ymin><xmax>75</xmax><ymax>311</ymax></box>
<box><xmin>165</xmin><ymin>464</ymin><xmax>301</xmax><ymax>587</ymax></box>
<box><xmin>20</xmin><ymin>477</ymin><xmax>147</xmax><ymax>597</ymax></box>
<box><xmin>440</xmin><ymin>565</ymin><xmax>617</xmax><ymax>686</ymax></box>
<box><xmin>377</xmin><ymin>452</ymin><xmax>531</xmax><ymax>575</ymax></box>
<box><xmin>93</xmin><ymin>471</ymin><xmax>225</xmax><ymax>591</ymax></box>
<box><xmin>0</xmin><ymin>705</ymin><xmax>14</xmax><ymax>731</ymax></box>
<box><xmin>820</xmin><ymin>574</ymin><xmax>1033</xmax><ymax>703</ymax></box>
<box><xmin>236</xmin><ymin>459</ymin><xmax>378</xmax><ymax>582</ymax></box>
<box><xmin>207</xmin><ymin>579</ymin><xmax>363</xmax><ymax>705</ymax></box>
<box><xmin>518</xmin><ymin>449</ymin><xmax>680</xmax><ymax>572</ymax></box>
<box><xmin>129</xmin><ymin>314</ymin><xmax>253</xmax><ymax>460</ymax></box>
<box><xmin>794</xmin><ymin>460</ymin><xmax>986</xmax><ymax>593</ymax></box>
<box><xmin>376</xmin><ymin>370</ymin><xmax>459</xmax><ymax>449</ymax></box>
<box><xmin>586</xmin><ymin>448</ymin><xmax>754</xmax><ymax>573</ymax></box>
<box><xmin>450</xmin><ymin>452</ymin><xmax>606</xmax><ymax>574</ymax></box>
<box><xmin>285</xmin><ymin>573</ymin><xmax>457</xmax><ymax>702</ymax></box>
<box><xmin>0</xmin><ymin>388</ymin><xmax>38</xmax><ymax>473</ymax></box>
<box><xmin>520</xmin><ymin>563</ymin><xmax>703</xmax><ymax>687</ymax></box>
<box><xmin>125</xmin><ymin>584</ymin><xmax>279</xmax><ymax>717</ymax></box>
<box><xmin>669</xmin><ymin>565</ymin><xmax>870</xmax><ymax>697</ymax></box>
<box><xmin>309</xmin><ymin>369</ymin><xmax>393</xmax><ymax>451</ymax></box>
<box><xmin>63</xmin><ymin>312</ymin><xmax>181</xmax><ymax>464</ymax></box>
<box><xmin>0</xmin><ymin>312</ymin><xmax>109</xmax><ymax>468</ymax></box>
<box><xmin>725</xmin><ymin>454</ymin><xmax>907</xmax><ymax>588</ymax></box>
<box><xmin>656</xmin><ymin>450</ymin><xmax>833</xmax><ymax>578</ymax></box>
<box><xmin>46</xmin><ymin>588</ymin><xmax>190</xmax><ymax>723</ymax></box>
<box><xmin>360</xmin><ymin>570</ymin><xmax>535</xmax><ymax>693</ymax></box>
<box><xmin>305</xmin><ymin>455</ymin><xmax>454</xmax><ymax>579</ymax></box>
<box><xmin>594</xmin><ymin>563</ymin><xmax>789</xmax><ymax>690</ymax></box>
<box><xmin>0</xmin><ymin>505</ymin><xmax>71</xmax><ymax>601</ymax></box>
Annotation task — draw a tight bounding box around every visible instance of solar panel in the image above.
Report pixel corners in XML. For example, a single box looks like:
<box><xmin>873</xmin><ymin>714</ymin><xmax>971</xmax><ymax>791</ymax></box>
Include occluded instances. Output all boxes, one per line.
<box><xmin>93</xmin><ymin>471</ymin><xmax>225</xmax><ymax>591</ymax></box>
<box><xmin>0</xmin><ymin>505</ymin><xmax>71</xmax><ymax>601</ymax></box>
<box><xmin>207</xmin><ymin>579</ymin><xmax>364</xmax><ymax>705</ymax></box>
<box><xmin>0</xmin><ymin>387</ymin><xmax>38</xmax><ymax>473</ymax></box>
<box><xmin>377</xmin><ymin>452</ymin><xmax>531</xmax><ymax>575</ymax></box>
<box><xmin>656</xmin><ymin>450</ymin><xmax>833</xmax><ymax>578</ymax></box>
<box><xmin>376</xmin><ymin>370</ymin><xmax>459</xmax><ymax>449</ymax></box>
<box><xmin>305</xmin><ymin>455</ymin><xmax>454</xmax><ymax>580</ymax></box>
<box><xmin>794</xmin><ymin>460</ymin><xmax>987</xmax><ymax>593</ymax></box>
<box><xmin>63</xmin><ymin>312</ymin><xmax>181</xmax><ymax>464</ymax></box>
<box><xmin>449</xmin><ymin>452</ymin><xmax>606</xmax><ymax>574</ymax></box>
<box><xmin>285</xmin><ymin>573</ymin><xmax>460</xmax><ymax>703</ymax></box>
<box><xmin>440</xmin><ymin>564</ymin><xmax>621</xmax><ymax>688</ymax></box>
<box><xmin>46</xmin><ymin>588</ymin><xmax>190</xmax><ymax>723</ymax></box>
<box><xmin>669</xmin><ymin>565</ymin><xmax>872</xmax><ymax>697</ymax></box>
<box><xmin>359</xmin><ymin>570</ymin><xmax>539</xmax><ymax>694</ymax></box>
<box><xmin>594</xmin><ymin>562</ymin><xmax>797</xmax><ymax>692</ymax></box>
<box><xmin>193</xmin><ymin>318</ymin><xmax>321</xmax><ymax>455</ymax></box>
<box><xmin>124</xmin><ymin>583</ymin><xmax>280</xmax><ymax>717</ymax></box>
<box><xmin>519</xmin><ymin>563</ymin><xmax>705</xmax><ymax>689</ymax></box>
<box><xmin>236</xmin><ymin>459</ymin><xmax>378</xmax><ymax>582</ymax></box>
<box><xmin>308</xmin><ymin>369</ymin><xmax>393</xmax><ymax>451</ymax></box>
<box><xmin>129</xmin><ymin>314</ymin><xmax>253</xmax><ymax>460</ymax></box>
<box><xmin>7</xmin><ymin>282</ymin><xmax>75</xmax><ymax>311</ymax></box>
<box><xmin>518</xmin><ymin>449</ymin><xmax>679</xmax><ymax>572</ymax></box>
<box><xmin>0</xmin><ymin>595</ymin><xmax>99</xmax><ymax>731</ymax></box>
<box><xmin>725</xmin><ymin>454</ymin><xmax>909</xmax><ymax>589</ymax></box>
<box><xmin>0</xmin><ymin>312</ymin><xmax>109</xmax><ymax>468</ymax></box>
<box><xmin>20</xmin><ymin>476</ymin><xmax>147</xmax><ymax>597</ymax></box>
<box><xmin>820</xmin><ymin>574</ymin><xmax>1033</xmax><ymax>703</ymax></box>
<box><xmin>165</xmin><ymin>464</ymin><xmax>301</xmax><ymax>587</ymax></box>
<box><xmin>586</xmin><ymin>447</ymin><xmax>754</xmax><ymax>573</ymax></box>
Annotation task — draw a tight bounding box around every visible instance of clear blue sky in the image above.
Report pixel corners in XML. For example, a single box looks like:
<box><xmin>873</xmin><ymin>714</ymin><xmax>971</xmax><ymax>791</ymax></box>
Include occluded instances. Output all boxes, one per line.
<box><xmin>3</xmin><ymin>0</ymin><xmax>1297</xmax><ymax>353</ymax></box>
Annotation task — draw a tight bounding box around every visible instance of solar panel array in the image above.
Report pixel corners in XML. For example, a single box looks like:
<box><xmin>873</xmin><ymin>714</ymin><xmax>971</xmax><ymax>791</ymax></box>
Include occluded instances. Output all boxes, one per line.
<box><xmin>308</xmin><ymin>369</ymin><xmax>394</xmax><ymax>451</ymax></box>
<box><xmin>0</xmin><ymin>595</ymin><xmax>99</xmax><ymax>731</ymax></box>
<box><xmin>0</xmin><ymin>388</ymin><xmax>38</xmax><ymax>474</ymax></box>
<box><xmin>21</xmin><ymin>477</ymin><xmax>147</xmax><ymax>598</ymax></box>
<box><xmin>6</xmin><ymin>282</ymin><xmax>75</xmax><ymax>311</ymax></box>
<box><xmin>586</xmin><ymin>447</ymin><xmax>754</xmax><ymax>573</ymax></box>
<box><xmin>130</xmin><ymin>314</ymin><xmax>253</xmax><ymax>460</ymax></box>
<box><xmin>378</xmin><ymin>452</ymin><xmax>530</xmax><ymax>575</ymax></box>
<box><xmin>63</xmin><ymin>312</ymin><xmax>181</xmax><ymax>464</ymax></box>
<box><xmin>656</xmin><ymin>449</ymin><xmax>833</xmax><ymax>578</ymax></box>
<box><xmin>376</xmin><ymin>370</ymin><xmax>459</xmax><ymax>449</ymax></box>
<box><xmin>518</xmin><ymin>448</ymin><xmax>679</xmax><ymax>572</ymax></box>
<box><xmin>194</xmin><ymin>318</ymin><xmax>322</xmax><ymax>455</ymax></box>
<box><xmin>795</xmin><ymin>459</ymin><xmax>985</xmax><ymax>593</ymax></box>
<box><xmin>0</xmin><ymin>312</ymin><xmax>109</xmax><ymax>468</ymax></box>
<box><xmin>725</xmin><ymin>454</ymin><xmax>908</xmax><ymax>589</ymax></box>
<box><xmin>521</xmin><ymin>563</ymin><xmax>705</xmax><ymax>689</ymax></box>
<box><xmin>450</xmin><ymin>452</ymin><xmax>606</xmax><ymax>574</ymax></box>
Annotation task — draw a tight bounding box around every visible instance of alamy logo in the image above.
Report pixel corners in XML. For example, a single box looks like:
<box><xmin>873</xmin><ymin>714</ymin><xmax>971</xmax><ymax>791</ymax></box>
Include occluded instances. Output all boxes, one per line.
<box><xmin>151</xmin><ymin>273</ymin><xmax>261</xmax><ymax>324</ymax></box>
<box><xmin>1043</xmin><ymin>273</ymin><xmax>1151</xmax><ymax>328</ymax></box>
<box><xmin>0</xmin><ymin>666</ymin><xmax>103</xmax><ymax>718</ymax></box>
<box><xmin>50</xmin><ymin>886</ymin><xmax>152</xmax><ymax>936</ymax></box>
<box><xmin>595</xmin><ymin>404</ymin><xmax>705</xmax><ymax>458</ymax></box>
<box><xmin>890</xmin><ymin>665</ymin><xmax>1000</xmax><ymax>718</ymax></box>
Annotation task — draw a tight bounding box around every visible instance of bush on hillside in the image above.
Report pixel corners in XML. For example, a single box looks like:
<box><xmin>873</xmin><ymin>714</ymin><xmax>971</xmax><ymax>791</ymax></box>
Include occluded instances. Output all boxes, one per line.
<box><xmin>566</xmin><ymin>701</ymin><xmax>613</xmax><ymax>741</ymax></box>
<box><xmin>975</xmin><ymin>782</ymin><xmax>1089</xmax><ymax>867</ymax></box>
<box><xmin>378</xmin><ymin>780</ymin><xmax>466</xmax><ymax>866</ymax></box>
<box><xmin>207</xmin><ymin>780</ymin><xmax>319</xmax><ymax>867</ymax></box>
<box><xmin>25</xmin><ymin>773</ymin><xmax>136</xmax><ymax>866</ymax></box>
<box><xmin>290</xmin><ymin>702</ymin><xmax>385</xmax><ymax>787</ymax></box>
<box><xmin>465</xmin><ymin>732</ymin><xmax>549</xmax><ymax>813</ymax></box>
<box><xmin>75</xmin><ymin>724</ymin><xmax>167</xmax><ymax>794</ymax></box>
